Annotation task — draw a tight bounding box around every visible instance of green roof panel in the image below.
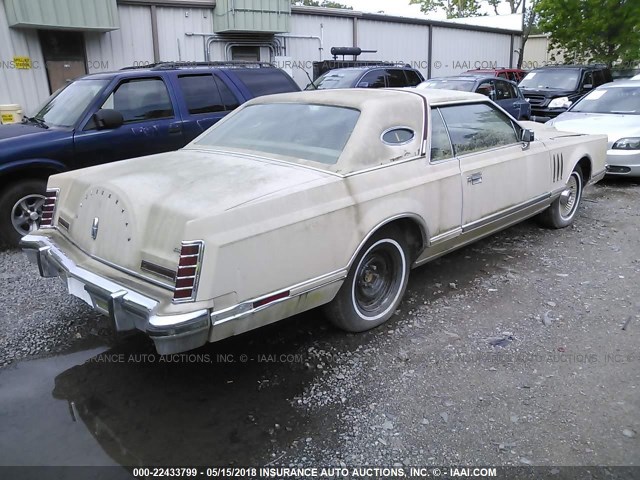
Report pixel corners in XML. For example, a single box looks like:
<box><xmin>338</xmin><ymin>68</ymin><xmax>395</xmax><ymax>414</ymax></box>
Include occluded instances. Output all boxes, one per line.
<box><xmin>4</xmin><ymin>0</ymin><xmax>119</xmax><ymax>31</ymax></box>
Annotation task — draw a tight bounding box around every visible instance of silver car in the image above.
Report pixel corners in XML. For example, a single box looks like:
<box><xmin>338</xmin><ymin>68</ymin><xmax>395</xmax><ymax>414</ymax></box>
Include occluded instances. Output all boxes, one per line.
<box><xmin>549</xmin><ymin>81</ymin><xmax>640</xmax><ymax>177</ymax></box>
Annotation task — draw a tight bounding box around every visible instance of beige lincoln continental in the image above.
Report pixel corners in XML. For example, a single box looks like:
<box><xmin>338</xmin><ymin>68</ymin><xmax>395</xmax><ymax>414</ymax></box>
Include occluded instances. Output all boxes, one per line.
<box><xmin>21</xmin><ymin>89</ymin><xmax>607</xmax><ymax>354</ymax></box>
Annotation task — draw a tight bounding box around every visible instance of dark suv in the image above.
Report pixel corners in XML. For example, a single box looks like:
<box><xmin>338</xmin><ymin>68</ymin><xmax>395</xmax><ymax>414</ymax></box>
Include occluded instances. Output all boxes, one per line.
<box><xmin>306</xmin><ymin>66</ymin><xmax>424</xmax><ymax>90</ymax></box>
<box><xmin>519</xmin><ymin>65</ymin><xmax>613</xmax><ymax>121</ymax></box>
<box><xmin>0</xmin><ymin>62</ymin><xmax>299</xmax><ymax>245</ymax></box>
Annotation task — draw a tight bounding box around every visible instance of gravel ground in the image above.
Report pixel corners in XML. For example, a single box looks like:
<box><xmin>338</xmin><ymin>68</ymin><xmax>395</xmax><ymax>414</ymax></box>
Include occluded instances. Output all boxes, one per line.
<box><xmin>0</xmin><ymin>250</ymin><xmax>112</xmax><ymax>367</ymax></box>
<box><xmin>0</xmin><ymin>179</ymin><xmax>638</xmax><ymax>470</ymax></box>
<box><xmin>287</xmin><ymin>179</ymin><xmax>640</xmax><ymax>467</ymax></box>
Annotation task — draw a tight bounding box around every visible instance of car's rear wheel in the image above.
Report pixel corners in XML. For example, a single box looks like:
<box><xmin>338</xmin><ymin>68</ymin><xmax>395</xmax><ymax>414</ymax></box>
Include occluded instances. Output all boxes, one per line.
<box><xmin>0</xmin><ymin>179</ymin><xmax>47</xmax><ymax>247</ymax></box>
<box><xmin>538</xmin><ymin>166</ymin><xmax>583</xmax><ymax>229</ymax></box>
<box><xmin>324</xmin><ymin>227</ymin><xmax>410</xmax><ymax>332</ymax></box>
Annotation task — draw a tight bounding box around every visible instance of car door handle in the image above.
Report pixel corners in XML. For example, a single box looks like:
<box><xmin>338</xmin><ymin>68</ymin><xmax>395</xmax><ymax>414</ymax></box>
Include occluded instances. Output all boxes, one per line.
<box><xmin>467</xmin><ymin>173</ymin><xmax>483</xmax><ymax>185</ymax></box>
<box><xmin>168</xmin><ymin>124</ymin><xmax>182</xmax><ymax>134</ymax></box>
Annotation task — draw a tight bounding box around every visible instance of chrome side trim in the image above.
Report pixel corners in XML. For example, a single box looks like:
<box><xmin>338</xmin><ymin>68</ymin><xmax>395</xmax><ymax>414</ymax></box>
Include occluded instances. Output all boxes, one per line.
<box><xmin>343</xmin><ymin>155</ymin><xmax>424</xmax><ymax>177</ymax></box>
<box><xmin>462</xmin><ymin>193</ymin><xmax>551</xmax><ymax>233</ymax></box>
<box><xmin>211</xmin><ymin>269</ymin><xmax>347</xmax><ymax>327</ymax></box>
<box><xmin>56</xmin><ymin>228</ymin><xmax>174</xmax><ymax>291</ymax></box>
<box><xmin>415</xmin><ymin>199</ymin><xmax>549</xmax><ymax>268</ymax></box>
<box><xmin>589</xmin><ymin>168</ymin><xmax>606</xmax><ymax>185</ymax></box>
<box><xmin>140</xmin><ymin>260</ymin><xmax>177</xmax><ymax>282</ymax></box>
<box><xmin>430</xmin><ymin>227</ymin><xmax>462</xmax><ymax>245</ymax></box>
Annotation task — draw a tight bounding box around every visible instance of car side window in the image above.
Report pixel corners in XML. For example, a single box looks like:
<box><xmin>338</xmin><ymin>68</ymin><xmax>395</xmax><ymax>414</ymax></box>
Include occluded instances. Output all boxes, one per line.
<box><xmin>101</xmin><ymin>78</ymin><xmax>174</xmax><ymax>124</ymax></box>
<box><xmin>476</xmin><ymin>81</ymin><xmax>495</xmax><ymax>100</ymax></box>
<box><xmin>405</xmin><ymin>70</ymin><xmax>423</xmax><ymax>87</ymax></box>
<box><xmin>178</xmin><ymin>74</ymin><xmax>225</xmax><ymax>114</ymax></box>
<box><xmin>358</xmin><ymin>70</ymin><xmax>387</xmax><ymax>88</ymax></box>
<box><xmin>593</xmin><ymin>70</ymin><xmax>605</xmax><ymax>86</ymax></box>
<box><xmin>495</xmin><ymin>80</ymin><xmax>513</xmax><ymax>100</ymax></box>
<box><xmin>439</xmin><ymin>103</ymin><xmax>519</xmax><ymax>156</ymax></box>
<box><xmin>583</xmin><ymin>71</ymin><xmax>594</xmax><ymax>88</ymax></box>
<box><xmin>430</xmin><ymin>109</ymin><xmax>453</xmax><ymax>162</ymax></box>
<box><xmin>386</xmin><ymin>69</ymin><xmax>407</xmax><ymax>87</ymax></box>
<box><xmin>216</xmin><ymin>77</ymin><xmax>240</xmax><ymax>110</ymax></box>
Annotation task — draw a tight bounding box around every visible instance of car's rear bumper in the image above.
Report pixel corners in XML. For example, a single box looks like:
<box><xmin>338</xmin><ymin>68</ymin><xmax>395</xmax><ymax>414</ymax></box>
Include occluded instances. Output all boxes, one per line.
<box><xmin>20</xmin><ymin>234</ymin><xmax>211</xmax><ymax>355</ymax></box>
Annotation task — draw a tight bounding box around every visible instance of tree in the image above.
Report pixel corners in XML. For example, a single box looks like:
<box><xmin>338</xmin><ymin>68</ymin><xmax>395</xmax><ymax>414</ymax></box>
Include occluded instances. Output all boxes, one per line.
<box><xmin>291</xmin><ymin>0</ymin><xmax>352</xmax><ymax>9</ymax></box>
<box><xmin>409</xmin><ymin>0</ymin><xmax>484</xmax><ymax>18</ymax></box>
<box><xmin>517</xmin><ymin>0</ymin><xmax>539</xmax><ymax>68</ymax></box>
<box><xmin>536</xmin><ymin>0</ymin><xmax>640</xmax><ymax>68</ymax></box>
<box><xmin>487</xmin><ymin>0</ymin><xmax>523</xmax><ymax>14</ymax></box>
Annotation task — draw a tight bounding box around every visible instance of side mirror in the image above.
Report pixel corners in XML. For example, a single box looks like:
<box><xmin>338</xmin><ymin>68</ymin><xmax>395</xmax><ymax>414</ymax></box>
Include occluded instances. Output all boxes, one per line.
<box><xmin>583</xmin><ymin>83</ymin><xmax>593</xmax><ymax>90</ymax></box>
<box><xmin>357</xmin><ymin>82</ymin><xmax>370</xmax><ymax>88</ymax></box>
<box><xmin>522</xmin><ymin>129</ymin><xmax>535</xmax><ymax>143</ymax></box>
<box><xmin>93</xmin><ymin>109</ymin><xmax>124</xmax><ymax>130</ymax></box>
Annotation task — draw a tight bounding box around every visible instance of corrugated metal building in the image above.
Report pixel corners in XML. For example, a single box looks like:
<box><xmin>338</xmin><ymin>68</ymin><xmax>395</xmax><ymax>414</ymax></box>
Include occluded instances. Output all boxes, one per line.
<box><xmin>0</xmin><ymin>0</ymin><xmax>521</xmax><ymax>116</ymax></box>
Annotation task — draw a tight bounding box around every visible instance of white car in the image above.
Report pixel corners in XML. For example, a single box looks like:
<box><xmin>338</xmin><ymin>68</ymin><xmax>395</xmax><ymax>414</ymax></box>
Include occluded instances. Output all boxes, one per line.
<box><xmin>548</xmin><ymin>81</ymin><xmax>640</xmax><ymax>176</ymax></box>
<box><xmin>21</xmin><ymin>89</ymin><xmax>608</xmax><ymax>354</ymax></box>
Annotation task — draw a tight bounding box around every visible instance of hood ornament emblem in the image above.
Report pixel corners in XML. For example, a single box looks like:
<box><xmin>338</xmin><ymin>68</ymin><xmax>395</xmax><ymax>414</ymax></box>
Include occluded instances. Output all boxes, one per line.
<box><xmin>91</xmin><ymin>217</ymin><xmax>99</xmax><ymax>240</ymax></box>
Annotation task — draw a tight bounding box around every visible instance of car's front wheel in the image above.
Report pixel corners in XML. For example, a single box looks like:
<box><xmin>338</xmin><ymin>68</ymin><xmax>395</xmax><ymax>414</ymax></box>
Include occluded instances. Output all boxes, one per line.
<box><xmin>538</xmin><ymin>166</ymin><xmax>584</xmax><ymax>229</ymax></box>
<box><xmin>324</xmin><ymin>227</ymin><xmax>411</xmax><ymax>332</ymax></box>
<box><xmin>0</xmin><ymin>179</ymin><xmax>47</xmax><ymax>247</ymax></box>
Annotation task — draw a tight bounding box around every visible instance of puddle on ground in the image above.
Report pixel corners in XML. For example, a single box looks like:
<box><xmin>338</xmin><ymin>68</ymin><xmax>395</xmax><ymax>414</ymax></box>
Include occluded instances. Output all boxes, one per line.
<box><xmin>0</xmin><ymin>316</ymin><xmax>346</xmax><ymax>473</ymax></box>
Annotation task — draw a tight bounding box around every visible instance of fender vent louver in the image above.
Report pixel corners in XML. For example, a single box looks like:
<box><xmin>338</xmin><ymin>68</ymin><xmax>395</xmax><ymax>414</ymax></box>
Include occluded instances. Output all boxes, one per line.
<box><xmin>553</xmin><ymin>153</ymin><xmax>564</xmax><ymax>183</ymax></box>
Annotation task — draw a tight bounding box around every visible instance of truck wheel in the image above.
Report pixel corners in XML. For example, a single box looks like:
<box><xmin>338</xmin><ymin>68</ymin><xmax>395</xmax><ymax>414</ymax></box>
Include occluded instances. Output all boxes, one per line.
<box><xmin>0</xmin><ymin>179</ymin><xmax>47</xmax><ymax>247</ymax></box>
<box><xmin>324</xmin><ymin>227</ymin><xmax>410</xmax><ymax>332</ymax></box>
<box><xmin>538</xmin><ymin>166</ymin><xmax>583</xmax><ymax>229</ymax></box>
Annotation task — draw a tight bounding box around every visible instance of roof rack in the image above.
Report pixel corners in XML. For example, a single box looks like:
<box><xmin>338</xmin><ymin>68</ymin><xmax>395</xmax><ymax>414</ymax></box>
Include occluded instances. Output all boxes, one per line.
<box><xmin>120</xmin><ymin>61</ymin><xmax>276</xmax><ymax>71</ymax></box>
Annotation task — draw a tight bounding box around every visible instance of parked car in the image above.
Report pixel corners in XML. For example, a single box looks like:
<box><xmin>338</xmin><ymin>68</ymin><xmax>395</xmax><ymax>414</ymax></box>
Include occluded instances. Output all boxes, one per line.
<box><xmin>21</xmin><ymin>89</ymin><xmax>607</xmax><ymax>355</ymax></box>
<box><xmin>519</xmin><ymin>65</ymin><xmax>613</xmax><ymax>121</ymax></box>
<box><xmin>548</xmin><ymin>81</ymin><xmax>640</xmax><ymax>177</ymax></box>
<box><xmin>0</xmin><ymin>62</ymin><xmax>300</xmax><ymax>246</ymax></box>
<box><xmin>306</xmin><ymin>66</ymin><xmax>424</xmax><ymax>90</ymax></box>
<box><xmin>464</xmin><ymin>68</ymin><xmax>528</xmax><ymax>83</ymax></box>
<box><xmin>417</xmin><ymin>75</ymin><xmax>531</xmax><ymax>120</ymax></box>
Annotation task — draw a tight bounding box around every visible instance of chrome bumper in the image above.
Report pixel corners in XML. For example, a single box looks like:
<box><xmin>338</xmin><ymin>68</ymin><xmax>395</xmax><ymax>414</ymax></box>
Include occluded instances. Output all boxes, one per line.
<box><xmin>20</xmin><ymin>234</ymin><xmax>211</xmax><ymax>355</ymax></box>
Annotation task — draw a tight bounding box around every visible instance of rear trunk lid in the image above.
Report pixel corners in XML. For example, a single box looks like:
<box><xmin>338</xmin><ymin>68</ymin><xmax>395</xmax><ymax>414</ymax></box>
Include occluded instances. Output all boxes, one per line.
<box><xmin>54</xmin><ymin>148</ymin><xmax>331</xmax><ymax>274</ymax></box>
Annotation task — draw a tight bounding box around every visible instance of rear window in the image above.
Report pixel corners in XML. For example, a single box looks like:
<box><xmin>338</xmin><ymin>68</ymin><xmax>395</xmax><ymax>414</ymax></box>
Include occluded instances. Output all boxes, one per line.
<box><xmin>195</xmin><ymin>103</ymin><xmax>360</xmax><ymax>165</ymax></box>
<box><xmin>310</xmin><ymin>70</ymin><xmax>363</xmax><ymax>90</ymax></box>
<box><xmin>405</xmin><ymin>70</ymin><xmax>423</xmax><ymax>86</ymax></box>
<box><xmin>419</xmin><ymin>79</ymin><xmax>476</xmax><ymax>92</ymax></box>
<box><xmin>232</xmin><ymin>69</ymin><xmax>299</xmax><ymax>97</ymax></box>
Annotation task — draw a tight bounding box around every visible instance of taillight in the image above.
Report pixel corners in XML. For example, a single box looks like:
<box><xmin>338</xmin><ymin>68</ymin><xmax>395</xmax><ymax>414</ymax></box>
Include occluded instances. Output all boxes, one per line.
<box><xmin>173</xmin><ymin>241</ymin><xmax>204</xmax><ymax>303</ymax></box>
<box><xmin>40</xmin><ymin>189</ymin><xmax>59</xmax><ymax>229</ymax></box>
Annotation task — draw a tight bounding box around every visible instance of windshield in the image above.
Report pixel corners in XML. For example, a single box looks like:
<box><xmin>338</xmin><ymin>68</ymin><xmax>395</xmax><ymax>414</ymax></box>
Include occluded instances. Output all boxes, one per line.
<box><xmin>519</xmin><ymin>69</ymin><xmax>579</xmax><ymax>90</ymax></box>
<box><xmin>33</xmin><ymin>79</ymin><xmax>108</xmax><ymax>128</ymax></box>
<box><xmin>307</xmin><ymin>70</ymin><xmax>363</xmax><ymax>90</ymax></box>
<box><xmin>195</xmin><ymin>103</ymin><xmax>360</xmax><ymax>165</ymax></box>
<box><xmin>418</xmin><ymin>79</ymin><xmax>475</xmax><ymax>92</ymax></box>
<box><xmin>571</xmin><ymin>86</ymin><xmax>640</xmax><ymax>114</ymax></box>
